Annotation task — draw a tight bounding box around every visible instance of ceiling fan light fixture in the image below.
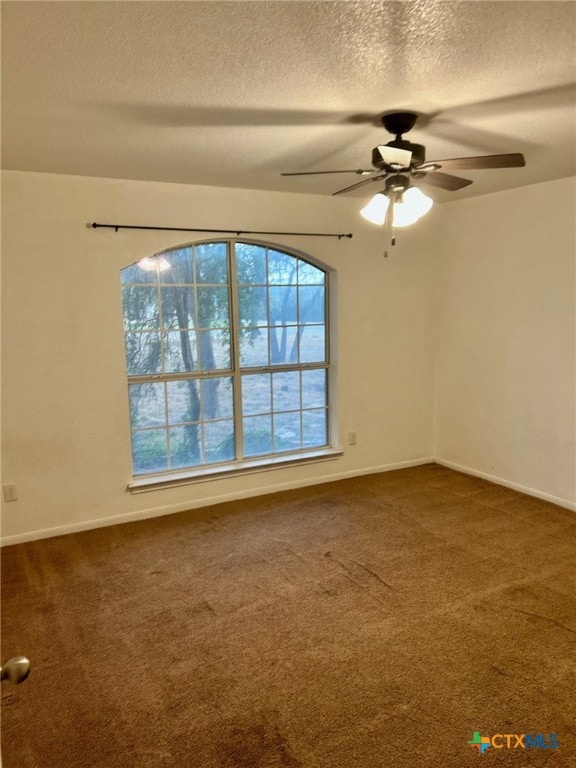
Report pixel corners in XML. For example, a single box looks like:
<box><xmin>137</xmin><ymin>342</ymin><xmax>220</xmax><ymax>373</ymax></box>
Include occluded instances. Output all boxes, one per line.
<box><xmin>391</xmin><ymin>200</ymin><xmax>423</xmax><ymax>227</ymax></box>
<box><xmin>360</xmin><ymin>184</ymin><xmax>432</xmax><ymax>227</ymax></box>
<box><xmin>392</xmin><ymin>202</ymin><xmax>420</xmax><ymax>227</ymax></box>
<box><xmin>403</xmin><ymin>186</ymin><xmax>433</xmax><ymax>218</ymax></box>
<box><xmin>360</xmin><ymin>192</ymin><xmax>390</xmax><ymax>225</ymax></box>
<box><xmin>391</xmin><ymin>188</ymin><xmax>433</xmax><ymax>227</ymax></box>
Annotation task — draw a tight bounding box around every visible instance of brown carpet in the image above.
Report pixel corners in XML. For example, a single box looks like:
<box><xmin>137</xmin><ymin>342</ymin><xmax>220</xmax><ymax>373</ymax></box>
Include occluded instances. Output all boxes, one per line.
<box><xmin>2</xmin><ymin>464</ymin><xmax>575</xmax><ymax>767</ymax></box>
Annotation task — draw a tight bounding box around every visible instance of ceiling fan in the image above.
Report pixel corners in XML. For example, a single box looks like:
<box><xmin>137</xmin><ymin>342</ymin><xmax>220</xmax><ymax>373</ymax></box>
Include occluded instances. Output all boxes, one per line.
<box><xmin>281</xmin><ymin>111</ymin><xmax>526</xmax><ymax>197</ymax></box>
<box><xmin>281</xmin><ymin>111</ymin><xmax>525</xmax><ymax>251</ymax></box>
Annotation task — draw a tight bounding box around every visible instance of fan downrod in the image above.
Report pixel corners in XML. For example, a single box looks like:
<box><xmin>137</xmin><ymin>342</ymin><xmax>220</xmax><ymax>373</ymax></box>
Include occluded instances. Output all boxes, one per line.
<box><xmin>381</xmin><ymin>112</ymin><xmax>418</xmax><ymax>138</ymax></box>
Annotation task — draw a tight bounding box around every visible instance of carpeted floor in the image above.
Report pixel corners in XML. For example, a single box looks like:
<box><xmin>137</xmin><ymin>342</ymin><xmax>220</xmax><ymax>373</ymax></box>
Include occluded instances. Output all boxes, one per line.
<box><xmin>1</xmin><ymin>464</ymin><xmax>575</xmax><ymax>767</ymax></box>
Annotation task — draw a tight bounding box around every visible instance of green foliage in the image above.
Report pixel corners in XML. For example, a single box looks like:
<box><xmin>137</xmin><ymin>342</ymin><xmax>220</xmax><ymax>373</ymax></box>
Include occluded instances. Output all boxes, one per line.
<box><xmin>132</xmin><ymin>429</ymin><xmax>167</xmax><ymax>474</ymax></box>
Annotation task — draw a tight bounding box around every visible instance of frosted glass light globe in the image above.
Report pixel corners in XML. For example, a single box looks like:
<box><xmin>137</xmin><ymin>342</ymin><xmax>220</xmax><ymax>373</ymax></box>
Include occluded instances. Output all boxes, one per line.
<box><xmin>360</xmin><ymin>193</ymin><xmax>390</xmax><ymax>225</ymax></box>
<box><xmin>392</xmin><ymin>201</ymin><xmax>422</xmax><ymax>227</ymax></box>
<box><xmin>403</xmin><ymin>187</ymin><xmax>433</xmax><ymax>217</ymax></box>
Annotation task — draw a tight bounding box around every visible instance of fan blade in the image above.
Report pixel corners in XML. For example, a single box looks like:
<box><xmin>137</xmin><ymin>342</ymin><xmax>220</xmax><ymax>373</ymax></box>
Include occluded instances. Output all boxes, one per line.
<box><xmin>332</xmin><ymin>174</ymin><xmax>388</xmax><ymax>196</ymax></box>
<box><xmin>420</xmin><ymin>153</ymin><xmax>525</xmax><ymax>171</ymax></box>
<box><xmin>417</xmin><ymin>172</ymin><xmax>473</xmax><ymax>191</ymax></box>
<box><xmin>375</xmin><ymin>145</ymin><xmax>412</xmax><ymax>167</ymax></box>
<box><xmin>281</xmin><ymin>169</ymin><xmax>374</xmax><ymax>176</ymax></box>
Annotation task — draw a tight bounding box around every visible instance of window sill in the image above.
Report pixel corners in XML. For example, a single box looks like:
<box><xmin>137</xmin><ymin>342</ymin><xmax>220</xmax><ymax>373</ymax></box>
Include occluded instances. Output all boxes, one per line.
<box><xmin>127</xmin><ymin>448</ymin><xmax>344</xmax><ymax>493</ymax></box>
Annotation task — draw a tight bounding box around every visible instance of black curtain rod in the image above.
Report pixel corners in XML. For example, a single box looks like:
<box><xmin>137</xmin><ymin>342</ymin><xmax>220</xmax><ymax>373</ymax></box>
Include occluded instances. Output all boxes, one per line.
<box><xmin>91</xmin><ymin>222</ymin><xmax>352</xmax><ymax>239</ymax></box>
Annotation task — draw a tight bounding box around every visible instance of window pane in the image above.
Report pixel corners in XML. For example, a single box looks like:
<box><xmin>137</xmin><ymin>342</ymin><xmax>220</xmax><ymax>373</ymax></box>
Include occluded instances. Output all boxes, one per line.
<box><xmin>161</xmin><ymin>247</ymin><xmax>194</xmax><ymax>282</ymax></box>
<box><xmin>242</xmin><ymin>373</ymin><xmax>271</xmax><ymax>416</ymax></box>
<box><xmin>239</xmin><ymin>328</ymin><xmax>269</xmax><ymax>367</ymax></box>
<box><xmin>268</xmin><ymin>250</ymin><xmax>297</xmax><ymax>285</ymax></box>
<box><xmin>269</xmin><ymin>325</ymin><xmax>298</xmax><ymax>365</ymax></box>
<box><xmin>169</xmin><ymin>425</ymin><xmax>202</xmax><ymax>468</ymax></box>
<box><xmin>129</xmin><ymin>383</ymin><xmax>166</xmax><ymax>429</ymax></box>
<box><xmin>166</xmin><ymin>377</ymin><xmax>233</xmax><ymax>425</ymax></box>
<box><xmin>167</xmin><ymin>380</ymin><xmax>201</xmax><ymax>425</ymax></box>
<box><xmin>298</xmin><ymin>261</ymin><xmax>325</xmax><ymax>285</ymax></box>
<box><xmin>121</xmin><ymin>261</ymin><xmax>158</xmax><ymax>285</ymax></box>
<box><xmin>298</xmin><ymin>286</ymin><xmax>325</xmax><ymax>324</ymax></box>
<box><xmin>269</xmin><ymin>286</ymin><xmax>297</xmax><ymax>325</ymax></box>
<box><xmin>302</xmin><ymin>409</ymin><xmax>328</xmax><ymax>447</ymax></box>
<box><xmin>125</xmin><ymin>332</ymin><xmax>162</xmax><ymax>375</ymax></box>
<box><xmin>202</xmin><ymin>377</ymin><xmax>234</xmax><ymax>420</ymax></box>
<box><xmin>204</xmin><ymin>420</ymin><xmax>235</xmax><ymax>463</ymax></box>
<box><xmin>236</xmin><ymin>243</ymin><xmax>267</xmax><ymax>284</ymax></box>
<box><xmin>161</xmin><ymin>286</ymin><xmax>195</xmax><ymax>329</ymax></box>
<box><xmin>272</xmin><ymin>371</ymin><xmax>300</xmax><ymax>412</ymax></box>
<box><xmin>197</xmin><ymin>330</ymin><xmax>231</xmax><ymax>371</ymax></box>
<box><xmin>122</xmin><ymin>286</ymin><xmax>159</xmax><ymax>331</ymax></box>
<box><xmin>132</xmin><ymin>429</ymin><xmax>168</xmax><ymax>474</ymax></box>
<box><xmin>195</xmin><ymin>243</ymin><xmax>228</xmax><ymax>284</ymax></box>
<box><xmin>163</xmin><ymin>330</ymin><xmax>197</xmax><ymax>373</ymax></box>
<box><xmin>301</xmin><ymin>369</ymin><xmax>326</xmax><ymax>409</ymax></box>
<box><xmin>238</xmin><ymin>286</ymin><xmax>268</xmax><ymax>326</ymax></box>
<box><xmin>243</xmin><ymin>415</ymin><xmax>272</xmax><ymax>456</ymax></box>
<box><xmin>196</xmin><ymin>287</ymin><xmax>230</xmax><ymax>328</ymax></box>
<box><xmin>299</xmin><ymin>325</ymin><xmax>325</xmax><ymax>363</ymax></box>
<box><xmin>274</xmin><ymin>411</ymin><xmax>301</xmax><ymax>452</ymax></box>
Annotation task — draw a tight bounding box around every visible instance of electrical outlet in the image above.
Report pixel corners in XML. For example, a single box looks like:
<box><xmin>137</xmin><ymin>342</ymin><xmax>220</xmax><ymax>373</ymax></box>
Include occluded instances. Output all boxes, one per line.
<box><xmin>348</xmin><ymin>431</ymin><xmax>357</xmax><ymax>446</ymax></box>
<box><xmin>3</xmin><ymin>484</ymin><xmax>17</xmax><ymax>502</ymax></box>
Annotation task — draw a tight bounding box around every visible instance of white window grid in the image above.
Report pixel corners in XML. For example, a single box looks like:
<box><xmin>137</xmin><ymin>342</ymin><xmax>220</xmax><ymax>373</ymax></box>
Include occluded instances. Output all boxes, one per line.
<box><xmin>123</xmin><ymin>240</ymin><xmax>330</xmax><ymax>474</ymax></box>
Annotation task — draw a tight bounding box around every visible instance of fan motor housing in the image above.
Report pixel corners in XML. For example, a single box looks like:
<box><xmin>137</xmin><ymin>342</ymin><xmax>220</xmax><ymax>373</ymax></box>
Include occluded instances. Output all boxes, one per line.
<box><xmin>381</xmin><ymin>112</ymin><xmax>419</xmax><ymax>136</ymax></box>
<box><xmin>385</xmin><ymin>174</ymin><xmax>411</xmax><ymax>193</ymax></box>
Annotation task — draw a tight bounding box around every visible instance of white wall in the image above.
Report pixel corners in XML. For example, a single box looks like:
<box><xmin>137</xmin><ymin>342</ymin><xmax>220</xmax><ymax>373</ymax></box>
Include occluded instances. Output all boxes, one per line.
<box><xmin>434</xmin><ymin>177</ymin><xmax>576</xmax><ymax>506</ymax></box>
<box><xmin>1</xmin><ymin>171</ymin><xmax>436</xmax><ymax>542</ymax></box>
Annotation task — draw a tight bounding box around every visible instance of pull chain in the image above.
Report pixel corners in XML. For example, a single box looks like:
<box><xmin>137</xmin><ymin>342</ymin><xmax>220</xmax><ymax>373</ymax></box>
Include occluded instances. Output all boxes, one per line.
<box><xmin>383</xmin><ymin>230</ymin><xmax>396</xmax><ymax>258</ymax></box>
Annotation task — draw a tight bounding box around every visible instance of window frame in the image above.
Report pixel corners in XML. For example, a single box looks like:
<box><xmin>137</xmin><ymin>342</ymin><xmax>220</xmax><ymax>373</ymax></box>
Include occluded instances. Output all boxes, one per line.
<box><xmin>122</xmin><ymin>238</ymin><xmax>340</xmax><ymax>489</ymax></box>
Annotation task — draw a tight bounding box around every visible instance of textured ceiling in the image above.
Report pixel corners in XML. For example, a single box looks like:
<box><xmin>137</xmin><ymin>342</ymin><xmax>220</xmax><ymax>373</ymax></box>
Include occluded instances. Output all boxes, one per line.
<box><xmin>2</xmin><ymin>1</ymin><xmax>575</xmax><ymax>202</ymax></box>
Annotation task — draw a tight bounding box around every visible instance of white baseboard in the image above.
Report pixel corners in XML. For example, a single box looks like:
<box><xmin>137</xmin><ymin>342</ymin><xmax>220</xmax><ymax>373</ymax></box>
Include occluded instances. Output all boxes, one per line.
<box><xmin>0</xmin><ymin>457</ymin><xmax>434</xmax><ymax>547</ymax></box>
<box><xmin>4</xmin><ymin>456</ymin><xmax>573</xmax><ymax>546</ymax></box>
<box><xmin>434</xmin><ymin>458</ymin><xmax>576</xmax><ymax>512</ymax></box>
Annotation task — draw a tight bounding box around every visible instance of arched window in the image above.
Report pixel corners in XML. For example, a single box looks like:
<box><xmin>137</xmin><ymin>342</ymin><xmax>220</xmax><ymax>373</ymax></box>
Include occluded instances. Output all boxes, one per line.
<box><xmin>120</xmin><ymin>240</ymin><xmax>334</xmax><ymax>481</ymax></box>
